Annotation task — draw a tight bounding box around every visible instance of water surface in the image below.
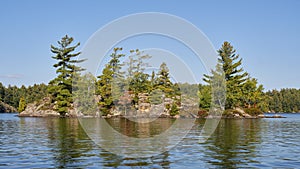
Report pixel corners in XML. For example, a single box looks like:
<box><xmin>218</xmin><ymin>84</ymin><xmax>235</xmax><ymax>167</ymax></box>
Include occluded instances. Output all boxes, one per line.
<box><xmin>0</xmin><ymin>113</ymin><xmax>300</xmax><ymax>168</ymax></box>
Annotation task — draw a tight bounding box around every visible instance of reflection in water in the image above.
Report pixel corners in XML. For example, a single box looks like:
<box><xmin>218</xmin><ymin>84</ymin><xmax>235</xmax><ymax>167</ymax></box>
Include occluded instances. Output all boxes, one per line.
<box><xmin>80</xmin><ymin>117</ymin><xmax>194</xmax><ymax>158</ymax></box>
<box><xmin>105</xmin><ymin>118</ymin><xmax>175</xmax><ymax>138</ymax></box>
<box><xmin>45</xmin><ymin>118</ymin><xmax>94</xmax><ymax>168</ymax></box>
<box><xmin>1</xmin><ymin>114</ymin><xmax>300</xmax><ymax>168</ymax></box>
<box><xmin>204</xmin><ymin>119</ymin><xmax>262</xmax><ymax>168</ymax></box>
<box><xmin>44</xmin><ymin>117</ymin><xmax>173</xmax><ymax>168</ymax></box>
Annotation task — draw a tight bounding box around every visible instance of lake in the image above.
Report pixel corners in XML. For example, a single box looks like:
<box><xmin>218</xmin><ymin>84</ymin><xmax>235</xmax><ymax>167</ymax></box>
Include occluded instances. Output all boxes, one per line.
<box><xmin>0</xmin><ymin>113</ymin><xmax>300</xmax><ymax>168</ymax></box>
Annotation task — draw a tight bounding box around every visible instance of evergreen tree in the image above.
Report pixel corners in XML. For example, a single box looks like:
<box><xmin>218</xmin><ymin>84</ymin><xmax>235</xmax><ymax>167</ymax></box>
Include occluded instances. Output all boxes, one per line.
<box><xmin>0</xmin><ymin>83</ymin><xmax>5</xmax><ymax>102</ymax></box>
<box><xmin>124</xmin><ymin>49</ymin><xmax>151</xmax><ymax>105</ymax></box>
<box><xmin>73</xmin><ymin>73</ymin><xmax>97</xmax><ymax>116</ymax></box>
<box><xmin>198</xmin><ymin>84</ymin><xmax>211</xmax><ymax>111</ymax></box>
<box><xmin>97</xmin><ymin>65</ymin><xmax>114</xmax><ymax>115</ymax></box>
<box><xmin>97</xmin><ymin>48</ymin><xmax>125</xmax><ymax>115</ymax></box>
<box><xmin>156</xmin><ymin>62</ymin><xmax>174</xmax><ymax>97</ymax></box>
<box><xmin>204</xmin><ymin>41</ymin><xmax>249</xmax><ymax>109</ymax></box>
<box><xmin>18</xmin><ymin>97</ymin><xmax>26</xmax><ymax>113</ymax></box>
<box><xmin>201</xmin><ymin>63</ymin><xmax>226</xmax><ymax>113</ymax></box>
<box><xmin>149</xmin><ymin>89</ymin><xmax>163</xmax><ymax>105</ymax></box>
<box><xmin>169</xmin><ymin>102</ymin><xmax>179</xmax><ymax>116</ymax></box>
<box><xmin>48</xmin><ymin>35</ymin><xmax>85</xmax><ymax>116</ymax></box>
<box><xmin>241</xmin><ymin>78</ymin><xmax>264</xmax><ymax>108</ymax></box>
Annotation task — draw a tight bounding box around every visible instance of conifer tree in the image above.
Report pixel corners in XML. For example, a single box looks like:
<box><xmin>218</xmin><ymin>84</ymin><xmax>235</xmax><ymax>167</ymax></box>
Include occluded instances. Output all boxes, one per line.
<box><xmin>124</xmin><ymin>49</ymin><xmax>151</xmax><ymax>105</ymax></box>
<box><xmin>156</xmin><ymin>62</ymin><xmax>174</xmax><ymax>97</ymax></box>
<box><xmin>48</xmin><ymin>35</ymin><xmax>85</xmax><ymax>116</ymax></box>
<box><xmin>97</xmin><ymin>48</ymin><xmax>125</xmax><ymax>115</ymax></box>
<box><xmin>204</xmin><ymin>41</ymin><xmax>248</xmax><ymax>109</ymax></box>
<box><xmin>241</xmin><ymin>78</ymin><xmax>264</xmax><ymax>108</ymax></box>
<box><xmin>18</xmin><ymin>97</ymin><xmax>26</xmax><ymax>113</ymax></box>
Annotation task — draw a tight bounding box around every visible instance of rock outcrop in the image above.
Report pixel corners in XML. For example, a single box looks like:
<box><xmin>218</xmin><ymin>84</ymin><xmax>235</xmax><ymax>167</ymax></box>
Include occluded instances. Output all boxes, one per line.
<box><xmin>19</xmin><ymin>97</ymin><xmax>77</xmax><ymax>117</ymax></box>
<box><xmin>0</xmin><ymin>101</ymin><xmax>17</xmax><ymax>113</ymax></box>
<box><xmin>19</xmin><ymin>97</ymin><xmax>59</xmax><ymax>117</ymax></box>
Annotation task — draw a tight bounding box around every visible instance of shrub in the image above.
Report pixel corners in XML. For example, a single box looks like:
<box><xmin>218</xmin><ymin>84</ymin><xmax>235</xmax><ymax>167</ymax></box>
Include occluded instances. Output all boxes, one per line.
<box><xmin>222</xmin><ymin>109</ymin><xmax>241</xmax><ymax>117</ymax></box>
<box><xmin>169</xmin><ymin>103</ymin><xmax>179</xmax><ymax>116</ymax></box>
<box><xmin>244</xmin><ymin>107</ymin><xmax>263</xmax><ymax>116</ymax></box>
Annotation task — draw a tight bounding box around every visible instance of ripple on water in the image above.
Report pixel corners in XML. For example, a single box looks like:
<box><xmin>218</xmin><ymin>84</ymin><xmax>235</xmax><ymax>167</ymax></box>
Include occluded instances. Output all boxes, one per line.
<box><xmin>0</xmin><ymin>114</ymin><xmax>300</xmax><ymax>168</ymax></box>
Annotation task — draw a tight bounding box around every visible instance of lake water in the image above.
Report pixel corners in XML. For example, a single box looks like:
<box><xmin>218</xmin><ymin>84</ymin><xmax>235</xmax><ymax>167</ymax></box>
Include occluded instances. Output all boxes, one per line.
<box><xmin>1</xmin><ymin>113</ymin><xmax>300</xmax><ymax>168</ymax></box>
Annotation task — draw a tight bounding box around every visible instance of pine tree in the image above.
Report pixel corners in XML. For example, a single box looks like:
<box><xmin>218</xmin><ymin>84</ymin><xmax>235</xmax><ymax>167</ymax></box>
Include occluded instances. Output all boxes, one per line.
<box><xmin>73</xmin><ymin>73</ymin><xmax>97</xmax><ymax>116</ymax></box>
<box><xmin>48</xmin><ymin>35</ymin><xmax>85</xmax><ymax>116</ymax></box>
<box><xmin>156</xmin><ymin>62</ymin><xmax>174</xmax><ymax>97</ymax></box>
<box><xmin>97</xmin><ymin>65</ymin><xmax>114</xmax><ymax>115</ymax></box>
<box><xmin>97</xmin><ymin>48</ymin><xmax>125</xmax><ymax>115</ymax></box>
<box><xmin>204</xmin><ymin>41</ymin><xmax>248</xmax><ymax>109</ymax></box>
<box><xmin>124</xmin><ymin>49</ymin><xmax>151</xmax><ymax>105</ymax></box>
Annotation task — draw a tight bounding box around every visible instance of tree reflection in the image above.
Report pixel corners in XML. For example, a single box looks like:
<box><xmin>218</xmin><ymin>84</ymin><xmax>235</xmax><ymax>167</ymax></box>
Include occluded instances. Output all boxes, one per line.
<box><xmin>204</xmin><ymin>119</ymin><xmax>262</xmax><ymax>168</ymax></box>
<box><xmin>45</xmin><ymin>118</ymin><xmax>94</xmax><ymax>168</ymax></box>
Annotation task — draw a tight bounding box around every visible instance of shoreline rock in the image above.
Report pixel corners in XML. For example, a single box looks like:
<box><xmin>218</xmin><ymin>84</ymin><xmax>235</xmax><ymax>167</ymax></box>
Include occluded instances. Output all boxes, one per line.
<box><xmin>0</xmin><ymin>101</ymin><xmax>17</xmax><ymax>113</ymax></box>
<box><xmin>18</xmin><ymin>96</ymin><xmax>286</xmax><ymax>119</ymax></box>
<box><xmin>19</xmin><ymin>97</ymin><xmax>78</xmax><ymax>118</ymax></box>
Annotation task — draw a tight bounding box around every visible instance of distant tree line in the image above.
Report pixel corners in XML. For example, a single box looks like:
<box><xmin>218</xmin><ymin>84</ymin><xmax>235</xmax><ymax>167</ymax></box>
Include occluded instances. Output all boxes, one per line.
<box><xmin>265</xmin><ymin>88</ymin><xmax>300</xmax><ymax>113</ymax></box>
<box><xmin>0</xmin><ymin>82</ymin><xmax>48</xmax><ymax>112</ymax></box>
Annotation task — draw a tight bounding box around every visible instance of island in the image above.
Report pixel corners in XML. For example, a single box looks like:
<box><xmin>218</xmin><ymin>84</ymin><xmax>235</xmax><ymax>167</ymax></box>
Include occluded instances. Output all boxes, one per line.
<box><xmin>0</xmin><ymin>36</ymin><xmax>297</xmax><ymax>118</ymax></box>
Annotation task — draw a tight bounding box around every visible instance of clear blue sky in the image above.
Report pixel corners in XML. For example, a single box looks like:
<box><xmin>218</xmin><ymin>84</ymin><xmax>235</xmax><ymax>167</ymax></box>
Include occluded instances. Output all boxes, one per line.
<box><xmin>0</xmin><ymin>0</ymin><xmax>299</xmax><ymax>90</ymax></box>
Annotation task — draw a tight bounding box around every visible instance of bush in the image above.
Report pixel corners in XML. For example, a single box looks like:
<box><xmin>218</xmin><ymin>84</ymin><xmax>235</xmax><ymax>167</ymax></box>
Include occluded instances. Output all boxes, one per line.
<box><xmin>244</xmin><ymin>107</ymin><xmax>263</xmax><ymax>116</ymax></box>
<box><xmin>223</xmin><ymin>109</ymin><xmax>236</xmax><ymax>116</ymax></box>
<box><xmin>165</xmin><ymin>104</ymin><xmax>171</xmax><ymax>110</ymax></box>
<box><xmin>169</xmin><ymin>103</ymin><xmax>179</xmax><ymax>116</ymax></box>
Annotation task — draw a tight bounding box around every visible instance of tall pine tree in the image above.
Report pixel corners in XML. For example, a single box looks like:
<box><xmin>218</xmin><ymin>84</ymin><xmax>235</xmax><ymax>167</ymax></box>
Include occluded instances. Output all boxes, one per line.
<box><xmin>204</xmin><ymin>41</ymin><xmax>248</xmax><ymax>109</ymax></box>
<box><xmin>48</xmin><ymin>35</ymin><xmax>85</xmax><ymax>116</ymax></box>
<box><xmin>97</xmin><ymin>48</ymin><xmax>125</xmax><ymax>115</ymax></box>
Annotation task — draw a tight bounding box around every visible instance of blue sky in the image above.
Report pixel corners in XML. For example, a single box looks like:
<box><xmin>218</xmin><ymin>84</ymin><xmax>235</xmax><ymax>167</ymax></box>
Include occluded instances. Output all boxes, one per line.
<box><xmin>0</xmin><ymin>0</ymin><xmax>299</xmax><ymax>90</ymax></box>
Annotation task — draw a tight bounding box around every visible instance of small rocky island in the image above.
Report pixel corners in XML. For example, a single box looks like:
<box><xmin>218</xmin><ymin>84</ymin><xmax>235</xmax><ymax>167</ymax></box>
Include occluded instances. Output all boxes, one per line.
<box><xmin>17</xmin><ymin>39</ymin><xmax>286</xmax><ymax>119</ymax></box>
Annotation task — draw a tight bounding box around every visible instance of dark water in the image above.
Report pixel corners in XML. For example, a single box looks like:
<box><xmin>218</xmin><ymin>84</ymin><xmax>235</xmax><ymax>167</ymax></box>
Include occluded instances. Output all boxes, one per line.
<box><xmin>0</xmin><ymin>113</ymin><xmax>300</xmax><ymax>168</ymax></box>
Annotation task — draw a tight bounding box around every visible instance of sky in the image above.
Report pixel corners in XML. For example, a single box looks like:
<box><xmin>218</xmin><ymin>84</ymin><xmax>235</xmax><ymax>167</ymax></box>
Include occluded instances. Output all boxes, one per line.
<box><xmin>0</xmin><ymin>0</ymin><xmax>299</xmax><ymax>90</ymax></box>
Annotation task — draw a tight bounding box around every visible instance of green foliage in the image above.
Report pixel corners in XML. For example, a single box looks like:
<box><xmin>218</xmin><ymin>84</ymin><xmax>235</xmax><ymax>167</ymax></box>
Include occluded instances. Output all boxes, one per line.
<box><xmin>0</xmin><ymin>83</ymin><xmax>5</xmax><ymax>102</ymax></box>
<box><xmin>198</xmin><ymin>84</ymin><xmax>211</xmax><ymax>111</ymax></box>
<box><xmin>241</xmin><ymin>78</ymin><xmax>265</xmax><ymax>109</ymax></box>
<box><xmin>97</xmin><ymin>65</ymin><xmax>114</xmax><ymax>115</ymax></box>
<box><xmin>125</xmin><ymin>49</ymin><xmax>151</xmax><ymax>105</ymax></box>
<box><xmin>156</xmin><ymin>62</ymin><xmax>174</xmax><ymax>97</ymax></box>
<box><xmin>178</xmin><ymin>83</ymin><xmax>198</xmax><ymax>99</ymax></box>
<box><xmin>165</xmin><ymin>103</ymin><xmax>171</xmax><ymax>110</ymax></box>
<box><xmin>0</xmin><ymin>82</ymin><xmax>48</xmax><ymax>111</ymax></box>
<box><xmin>17</xmin><ymin>97</ymin><xmax>26</xmax><ymax>113</ymax></box>
<box><xmin>95</xmin><ymin>47</ymin><xmax>182</xmax><ymax>116</ymax></box>
<box><xmin>73</xmin><ymin>73</ymin><xmax>97</xmax><ymax>116</ymax></box>
<box><xmin>97</xmin><ymin>48</ymin><xmax>125</xmax><ymax>115</ymax></box>
<box><xmin>203</xmin><ymin>41</ymin><xmax>263</xmax><ymax>110</ymax></box>
<box><xmin>170</xmin><ymin>102</ymin><xmax>179</xmax><ymax>116</ymax></box>
<box><xmin>244</xmin><ymin>107</ymin><xmax>262</xmax><ymax>116</ymax></box>
<box><xmin>149</xmin><ymin>89</ymin><xmax>163</xmax><ymax>105</ymax></box>
<box><xmin>222</xmin><ymin>109</ymin><xmax>242</xmax><ymax>117</ymax></box>
<box><xmin>48</xmin><ymin>35</ymin><xmax>85</xmax><ymax>116</ymax></box>
<box><xmin>266</xmin><ymin>88</ymin><xmax>300</xmax><ymax>113</ymax></box>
